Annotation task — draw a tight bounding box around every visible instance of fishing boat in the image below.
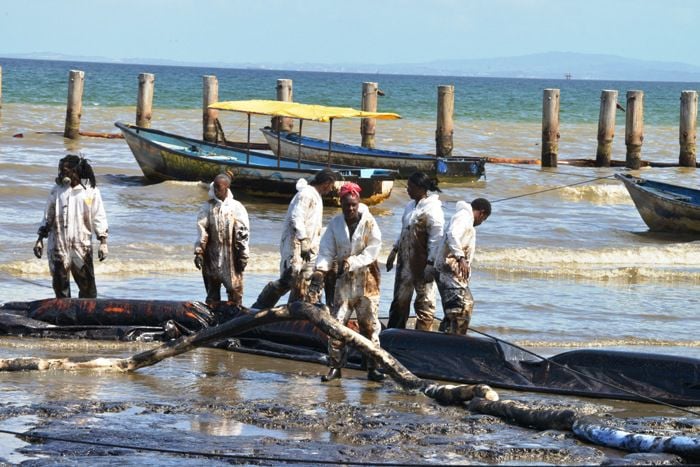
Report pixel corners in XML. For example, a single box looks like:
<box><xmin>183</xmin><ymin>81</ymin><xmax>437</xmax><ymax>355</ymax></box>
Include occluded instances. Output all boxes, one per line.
<box><xmin>615</xmin><ymin>173</ymin><xmax>700</xmax><ymax>234</ymax></box>
<box><xmin>115</xmin><ymin>122</ymin><xmax>395</xmax><ymax>206</ymax></box>
<box><xmin>208</xmin><ymin>100</ymin><xmax>487</xmax><ymax>181</ymax></box>
<box><xmin>260</xmin><ymin>127</ymin><xmax>486</xmax><ymax>180</ymax></box>
<box><xmin>2</xmin><ymin>298</ymin><xmax>699</xmax><ymax>407</ymax></box>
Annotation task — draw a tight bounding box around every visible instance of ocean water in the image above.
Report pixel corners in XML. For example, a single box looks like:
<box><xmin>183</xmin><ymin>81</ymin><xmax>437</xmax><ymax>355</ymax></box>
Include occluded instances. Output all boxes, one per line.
<box><xmin>1</xmin><ymin>57</ymin><xmax>698</xmax><ymax>352</ymax></box>
<box><xmin>0</xmin><ymin>59</ymin><xmax>699</xmax><ymax>460</ymax></box>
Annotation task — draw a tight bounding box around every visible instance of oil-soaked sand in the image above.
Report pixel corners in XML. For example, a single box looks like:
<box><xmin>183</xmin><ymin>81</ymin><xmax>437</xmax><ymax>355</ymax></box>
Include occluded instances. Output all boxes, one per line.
<box><xmin>0</xmin><ymin>339</ymin><xmax>695</xmax><ymax>465</ymax></box>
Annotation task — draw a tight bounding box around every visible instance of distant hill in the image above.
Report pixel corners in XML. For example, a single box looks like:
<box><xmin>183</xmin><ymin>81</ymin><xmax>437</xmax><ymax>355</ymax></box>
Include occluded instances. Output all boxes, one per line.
<box><xmin>2</xmin><ymin>51</ymin><xmax>700</xmax><ymax>82</ymax></box>
<box><xmin>381</xmin><ymin>52</ymin><xmax>700</xmax><ymax>82</ymax></box>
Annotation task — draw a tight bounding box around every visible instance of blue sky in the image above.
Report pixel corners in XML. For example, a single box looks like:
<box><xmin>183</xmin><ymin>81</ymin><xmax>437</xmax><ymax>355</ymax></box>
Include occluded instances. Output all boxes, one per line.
<box><xmin>1</xmin><ymin>0</ymin><xmax>699</xmax><ymax>66</ymax></box>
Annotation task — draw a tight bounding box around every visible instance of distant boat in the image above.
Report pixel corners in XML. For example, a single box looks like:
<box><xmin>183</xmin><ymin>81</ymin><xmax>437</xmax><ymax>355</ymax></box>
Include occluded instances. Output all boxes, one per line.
<box><xmin>208</xmin><ymin>100</ymin><xmax>486</xmax><ymax>181</ymax></box>
<box><xmin>115</xmin><ymin>122</ymin><xmax>395</xmax><ymax>206</ymax></box>
<box><xmin>261</xmin><ymin>127</ymin><xmax>486</xmax><ymax>181</ymax></box>
<box><xmin>615</xmin><ymin>173</ymin><xmax>700</xmax><ymax>234</ymax></box>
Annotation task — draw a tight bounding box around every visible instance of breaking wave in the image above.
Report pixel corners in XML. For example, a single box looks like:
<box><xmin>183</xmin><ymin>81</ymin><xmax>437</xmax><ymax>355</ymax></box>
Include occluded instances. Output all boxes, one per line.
<box><xmin>557</xmin><ymin>183</ymin><xmax>632</xmax><ymax>204</ymax></box>
<box><xmin>477</xmin><ymin>243</ymin><xmax>700</xmax><ymax>282</ymax></box>
<box><xmin>0</xmin><ymin>251</ymin><xmax>283</xmax><ymax>278</ymax></box>
<box><xmin>3</xmin><ymin>243</ymin><xmax>699</xmax><ymax>283</ymax></box>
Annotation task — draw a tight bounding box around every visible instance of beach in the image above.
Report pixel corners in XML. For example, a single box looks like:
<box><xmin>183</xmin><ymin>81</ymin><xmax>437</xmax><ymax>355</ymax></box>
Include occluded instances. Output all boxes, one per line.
<box><xmin>0</xmin><ymin>58</ymin><xmax>699</xmax><ymax>464</ymax></box>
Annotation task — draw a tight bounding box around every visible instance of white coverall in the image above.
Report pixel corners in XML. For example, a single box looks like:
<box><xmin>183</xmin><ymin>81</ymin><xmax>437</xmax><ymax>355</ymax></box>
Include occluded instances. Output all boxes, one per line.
<box><xmin>253</xmin><ymin>178</ymin><xmax>324</xmax><ymax>308</ymax></box>
<box><xmin>195</xmin><ymin>186</ymin><xmax>250</xmax><ymax>305</ymax></box>
<box><xmin>387</xmin><ymin>193</ymin><xmax>444</xmax><ymax>331</ymax></box>
<box><xmin>316</xmin><ymin>203</ymin><xmax>382</xmax><ymax>369</ymax></box>
<box><xmin>435</xmin><ymin>201</ymin><xmax>477</xmax><ymax>334</ymax></box>
<box><xmin>38</xmin><ymin>183</ymin><xmax>108</xmax><ymax>298</ymax></box>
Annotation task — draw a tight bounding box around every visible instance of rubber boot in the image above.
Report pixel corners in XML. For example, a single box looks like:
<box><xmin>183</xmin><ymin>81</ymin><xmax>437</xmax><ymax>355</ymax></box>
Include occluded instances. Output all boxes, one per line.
<box><xmin>415</xmin><ymin>318</ymin><xmax>433</xmax><ymax>331</ymax></box>
<box><xmin>441</xmin><ymin>310</ymin><xmax>471</xmax><ymax>335</ymax></box>
<box><xmin>251</xmin><ymin>281</ymin><xmax>285</xmax><ymax>309</ymax></box>
<box><xmin>367</xmin><ymin>368</ymin><xmax>385</xmax><ymax>382</ymax></box>
<box><xmin>321</xmin><ymin>368</ymin><xmax>342</xmax><ymax>382</ymax></box>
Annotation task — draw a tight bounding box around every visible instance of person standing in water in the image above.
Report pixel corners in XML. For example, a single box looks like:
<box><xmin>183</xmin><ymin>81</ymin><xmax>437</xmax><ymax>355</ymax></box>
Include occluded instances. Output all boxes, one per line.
<box><xmin>386</xmin><ymin>171</ymin><xmax>444</xmax><ymax>331</ymax></box>
<box><xmin>435</xmin><ymin>198</ymin><xmax>491</xmax><ymax>334</ymax></box>
<box><xmin>194</xmin><ymin>173</ymin><xmax>250</xmax><ymax>306</ymax></box>
<box><xmin>33</xmin><ymin>155</ymin><xmax>109</xmax><ymax>298</ymax></box>
<box><xmin>310</xmin><ymin>182</ymin><xmax>384</xmax><ymax>382</ymax></box>
<box><xmin>252</xmin><ymin>169</ymin><xmax>337</xmax><ymax>309</ymax></box>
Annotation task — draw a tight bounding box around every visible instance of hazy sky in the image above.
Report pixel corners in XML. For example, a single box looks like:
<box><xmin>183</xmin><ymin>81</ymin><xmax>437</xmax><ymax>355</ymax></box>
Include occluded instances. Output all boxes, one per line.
<box><xmin>2</xmin><ymin>0</ymin><xmax>699</xmax><ymax>66</ymax></box>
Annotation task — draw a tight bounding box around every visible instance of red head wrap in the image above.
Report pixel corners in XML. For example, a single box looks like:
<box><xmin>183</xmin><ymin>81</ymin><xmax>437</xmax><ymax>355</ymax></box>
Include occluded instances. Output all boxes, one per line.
<box><xmin>339</xmin><ymin>182</ymin><xmax>362</xmax><ymax>199</ymax></box>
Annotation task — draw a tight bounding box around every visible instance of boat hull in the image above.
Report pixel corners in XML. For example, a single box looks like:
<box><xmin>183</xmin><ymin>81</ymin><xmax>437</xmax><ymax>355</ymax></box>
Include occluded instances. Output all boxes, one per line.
<box><xmin>2</xmin><ymin>298</ymin><xmax>699</xmax><ymax>407</ymax></box>
<box><xmin>115</xmin><ymin>122</ymin><xmax>394</xmax><ymax>205</ymax></box>
<box><xmin>261</xmin><ymin>127</ymin><xmax>486</xmax><ymax>181</ymax></box>
<box><xmin>616</xmin><ymin>174</ymin><xmax>700</xmax><ymax>234</ymax></box>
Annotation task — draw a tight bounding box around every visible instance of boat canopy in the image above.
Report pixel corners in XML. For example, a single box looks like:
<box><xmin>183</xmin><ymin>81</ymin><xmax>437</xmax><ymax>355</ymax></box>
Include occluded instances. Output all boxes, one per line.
<box><xmin>209</xmin><ymin>99</ymin><xmax>401</xmax><ymax>123</ymax></box>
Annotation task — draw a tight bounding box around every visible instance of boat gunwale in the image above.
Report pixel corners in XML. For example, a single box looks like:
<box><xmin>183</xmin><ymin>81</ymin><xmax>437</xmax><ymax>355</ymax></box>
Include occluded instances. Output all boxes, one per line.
<box><xmin>615</xmin><ymin>173</ymin><xmax>700</xmax><ymax>208</ymax></box>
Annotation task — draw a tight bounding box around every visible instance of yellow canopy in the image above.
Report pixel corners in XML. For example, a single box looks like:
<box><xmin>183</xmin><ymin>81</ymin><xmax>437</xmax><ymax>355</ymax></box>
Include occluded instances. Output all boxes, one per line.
<box><xmin>209</xmin><ymin>99</ymin><xmax>401</xmax><ymax>123</ymax></box>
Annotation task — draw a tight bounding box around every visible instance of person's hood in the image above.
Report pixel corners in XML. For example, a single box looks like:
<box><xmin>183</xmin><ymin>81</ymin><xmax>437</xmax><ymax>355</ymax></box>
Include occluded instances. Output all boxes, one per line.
<box><xmin>296</xmin><ymin>178</ymin><xmax>309</xmax><ymax>192</ymax></box>
<box><xmin>456</xmin><ymin>200</ymin><xmax>470</xmax><ymax>212</ymax></box>
<box><xmin>417</xmin><ymin>193</ymin><xmax>441</xmax><ymax>209</ymax></box>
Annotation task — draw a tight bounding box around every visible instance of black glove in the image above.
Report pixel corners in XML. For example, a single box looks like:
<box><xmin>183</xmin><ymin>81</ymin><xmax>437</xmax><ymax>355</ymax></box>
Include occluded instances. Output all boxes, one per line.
<box><xmin>236</xmin><ymin>257</ymin><xmax>248</xmax><ymax>273</ymax></box>
<box><xmin>338</xmin><ymin>259</ymin><xmax>350</xmax><ymax>277</ymax></box>
<box><xmin>33</xmin><ymin>239</ymin><xmax>43</xmax><ymax>259</ymax></box>
<box><xmin>299</xmin><ymin>238</ymin><xmax>312</xmax><ymax>262</ymax></box>
<box><xmin>307</xmin><ymin>270</ymin><xmax>325</xmax><ymax>303</ymax></box>
<box><xmin>194</xmin><ymin>254</ymin><xmax>203</xmax><ymax>270</ymax></box>
<box><xmin>386</xmin><ymin>247</ymin><xmax>397</xmax><ymax>272</ymax></box>
<box><xmin>98</xmin><ymin>243</ymin><xmax>108</xmax><ymax>262</ymax></box>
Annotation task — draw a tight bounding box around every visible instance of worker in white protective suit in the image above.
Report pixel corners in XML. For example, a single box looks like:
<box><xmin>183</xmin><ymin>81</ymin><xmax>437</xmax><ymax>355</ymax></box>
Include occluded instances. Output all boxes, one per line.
<box><xmin>34</xmin><ymin>155</ymin><xmax>109</xmax><ymax>298</ymax></box>
<box><xmin>434</xmin><ymin>198</ymin><xmax>491</xmax><ymax>335</ymax></box>
<box><xmin>309</xmin><ymin>182</ymin><xmax>385</xmax><ymax>382</ymax></box>
<box><xmin>386</xmin><ymin>171</ymin><xmax>444</xmax><ymax>331</ymax></box>
<box><xmin>252</xmin><ymin>169</ymin><xmax>337</xmax><ymax>309</ymax></box>
<box><xmin>194</xmin><ymin>174</ymin><xmax>250</xmax><ymax>306</ymax></box>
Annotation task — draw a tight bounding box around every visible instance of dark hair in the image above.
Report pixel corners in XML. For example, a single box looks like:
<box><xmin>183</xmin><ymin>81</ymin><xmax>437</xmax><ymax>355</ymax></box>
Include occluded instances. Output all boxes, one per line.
<box><xmin>310</xmin><ymin>168</ymin><xmax>337</xmax><ymax>186</ymax></box>
<box><xmin>471</xmin><ymin>198</ymin><xmax>491</xmax><ymax>217</ymax></box>
<box><xmin>408</xmin><ymin>171</ymin><xmax>441</xmax><ymax>193</ymax></box>
<box><xmin>59</xmin><ymin>155</ymin><xmax>97</xmax><ymax>188</ymax></box>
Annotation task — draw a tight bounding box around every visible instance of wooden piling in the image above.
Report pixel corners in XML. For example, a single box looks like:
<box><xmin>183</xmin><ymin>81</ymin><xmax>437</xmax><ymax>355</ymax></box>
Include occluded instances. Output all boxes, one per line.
<box><xmin>64</xmin><ymin>70</ymin><xmax>85</xmax><ymax>139</ymax></box>
<box><xmin>679</xmin><ymin>90</ymin><xmax>698</xmax><ymax>167</ymax></box>
<box><xmin>595</xmin><ymin>90</ymin><xmax>618</xmax><ymax>167</ymax></box>
<box><xmin>541</xmin><ymin>88</ymin><xmax>560</xmax><ymax>167</ymax></box>
<box><xmin>202</xmin><ymin>75</ymin><xmax>219</xmax><ymax>142</ymax></box>
<box><xmin>436</xmin><ymin>85</ymin><xmax>454</xmax><ymax>157</ymax></box>
<box><xmin>273</xmin><ymin>78</ymin><xmax>293</xmax><ymax>132</ymax></box>
<box><xmin>136</xmin><ymin>73</ymin><xmax>155</xmax><ymax>129</ymax></box>
<box><xmin>361</xmin><ymin>81</ymin><xmax>378</xmax><ymax>148</ymax></box>
<box><xmin>624</xmin><ymin>90</ymin><xmax>644</xmax><ymax>169</ymax></box>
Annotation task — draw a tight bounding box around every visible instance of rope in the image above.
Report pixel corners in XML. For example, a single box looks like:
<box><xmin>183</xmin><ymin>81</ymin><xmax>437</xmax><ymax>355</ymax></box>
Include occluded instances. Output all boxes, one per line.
<box><xmin>0</xmin><ymin>427</ymin><xmax>428</xmax><ymax>466</ymax></box>
<box><xmin>466</xmin><ymin>326</ymin><xmax>700</xmax><ymax>417</ymax></box>
<box><xmin>470</xmin><ymin>165</ymin><xmax>700</xmax><ymax>416</ymax></box>
<box><xmin>491</xmin><ymin>167</ymin><xmax>616</xmax><ymax>204</ymax></box>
